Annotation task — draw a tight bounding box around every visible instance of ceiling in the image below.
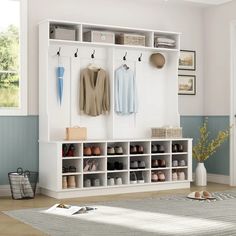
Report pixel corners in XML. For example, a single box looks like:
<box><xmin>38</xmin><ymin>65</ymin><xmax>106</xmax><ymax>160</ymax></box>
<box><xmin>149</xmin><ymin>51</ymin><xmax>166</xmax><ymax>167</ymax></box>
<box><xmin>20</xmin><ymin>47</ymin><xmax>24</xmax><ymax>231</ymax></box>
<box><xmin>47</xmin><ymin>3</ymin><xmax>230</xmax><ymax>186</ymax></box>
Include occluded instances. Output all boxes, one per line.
<box><xmin>184</xmin><ymin>0</ymin><xmax>232</xmax><ymax>5</ymax></box>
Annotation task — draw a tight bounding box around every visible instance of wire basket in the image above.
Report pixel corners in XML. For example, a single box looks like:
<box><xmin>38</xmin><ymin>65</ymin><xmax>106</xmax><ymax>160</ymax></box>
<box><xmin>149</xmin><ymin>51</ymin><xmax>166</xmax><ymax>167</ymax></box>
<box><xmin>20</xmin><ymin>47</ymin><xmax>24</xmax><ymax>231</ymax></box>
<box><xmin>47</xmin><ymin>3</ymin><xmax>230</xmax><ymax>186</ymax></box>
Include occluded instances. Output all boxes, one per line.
<box><xmin>8</xmin><ymin>168</ymin><xmax>38</xmax><ymax>200</ymax></box>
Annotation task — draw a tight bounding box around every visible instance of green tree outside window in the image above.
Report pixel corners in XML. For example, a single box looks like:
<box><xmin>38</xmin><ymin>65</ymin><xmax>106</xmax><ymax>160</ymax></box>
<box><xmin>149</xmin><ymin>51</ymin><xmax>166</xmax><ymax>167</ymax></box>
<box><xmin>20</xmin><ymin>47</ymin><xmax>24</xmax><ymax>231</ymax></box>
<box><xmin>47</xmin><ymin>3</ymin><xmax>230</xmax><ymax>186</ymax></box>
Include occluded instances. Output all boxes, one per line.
<box><xmin>0</xmin><ymin>25</ymin><xmax>19</xmax><ymax>107</ymax></box>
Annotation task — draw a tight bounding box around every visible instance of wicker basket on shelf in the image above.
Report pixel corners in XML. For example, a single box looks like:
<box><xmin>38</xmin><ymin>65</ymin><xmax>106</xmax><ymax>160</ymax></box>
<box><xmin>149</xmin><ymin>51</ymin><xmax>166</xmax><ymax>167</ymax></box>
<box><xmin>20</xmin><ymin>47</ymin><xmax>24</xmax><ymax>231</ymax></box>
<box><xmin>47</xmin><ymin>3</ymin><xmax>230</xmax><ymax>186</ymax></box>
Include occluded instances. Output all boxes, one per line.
<box><xmin>151</xmin><ymin>127</ymin><xmax>182</xmax><ymax>139</ymax></box>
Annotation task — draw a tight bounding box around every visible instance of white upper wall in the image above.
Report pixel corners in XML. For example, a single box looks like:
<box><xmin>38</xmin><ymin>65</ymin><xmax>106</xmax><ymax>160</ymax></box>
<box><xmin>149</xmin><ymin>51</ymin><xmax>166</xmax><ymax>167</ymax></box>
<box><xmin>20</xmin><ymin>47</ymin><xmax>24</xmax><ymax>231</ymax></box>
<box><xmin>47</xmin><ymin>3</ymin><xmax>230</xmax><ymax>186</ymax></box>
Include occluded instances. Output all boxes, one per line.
<box><xmin>203</xmin><ymin>1</ymin><xmax>236</xmax><ymax>115</ymax></box>
<box><xmin>28</xmin><ymin>0</ymin><xmax>204</xmax><ymax>116</ymax></box>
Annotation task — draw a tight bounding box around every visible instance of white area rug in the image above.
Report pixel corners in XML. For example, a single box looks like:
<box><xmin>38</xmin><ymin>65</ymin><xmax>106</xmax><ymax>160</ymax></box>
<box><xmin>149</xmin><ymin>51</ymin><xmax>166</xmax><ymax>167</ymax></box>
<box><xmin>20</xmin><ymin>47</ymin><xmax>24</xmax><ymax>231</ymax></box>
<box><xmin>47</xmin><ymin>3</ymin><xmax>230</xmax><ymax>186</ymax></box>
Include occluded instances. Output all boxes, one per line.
<box><xmin>4</xmin><ymin>192</ymin><xmax>236</xmax><ymax>236</ymax></box>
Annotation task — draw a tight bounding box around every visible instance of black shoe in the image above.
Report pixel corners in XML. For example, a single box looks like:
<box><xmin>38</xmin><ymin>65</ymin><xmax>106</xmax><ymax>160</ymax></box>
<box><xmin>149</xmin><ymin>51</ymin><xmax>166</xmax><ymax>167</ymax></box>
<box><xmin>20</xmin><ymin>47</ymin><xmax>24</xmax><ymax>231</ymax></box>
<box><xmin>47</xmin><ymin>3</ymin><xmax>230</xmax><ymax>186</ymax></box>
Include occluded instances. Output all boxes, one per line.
<box><xmin>107</xmin><ymin>162</ymin><xmax>114</xmax><ymax>170</ymax></box>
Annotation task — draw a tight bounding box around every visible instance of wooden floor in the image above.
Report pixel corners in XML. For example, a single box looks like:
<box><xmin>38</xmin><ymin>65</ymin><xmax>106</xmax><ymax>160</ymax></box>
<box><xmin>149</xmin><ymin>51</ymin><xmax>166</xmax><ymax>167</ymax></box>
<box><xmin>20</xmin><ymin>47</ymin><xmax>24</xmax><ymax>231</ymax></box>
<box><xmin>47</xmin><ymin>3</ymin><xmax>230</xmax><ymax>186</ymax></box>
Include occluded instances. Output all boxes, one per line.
<box><xmin>0</xmin><ymin>183</ymin><xmax>235</xmax><ymax>236</ymax></box>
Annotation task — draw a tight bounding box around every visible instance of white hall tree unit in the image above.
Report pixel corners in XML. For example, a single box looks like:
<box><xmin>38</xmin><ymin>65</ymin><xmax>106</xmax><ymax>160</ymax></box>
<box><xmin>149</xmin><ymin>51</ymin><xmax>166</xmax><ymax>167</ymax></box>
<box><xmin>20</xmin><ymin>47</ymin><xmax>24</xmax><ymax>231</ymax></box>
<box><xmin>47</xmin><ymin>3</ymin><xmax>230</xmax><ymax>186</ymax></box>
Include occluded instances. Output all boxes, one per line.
<box><xmin>39</xmin><ymin>20</ymin><xmax>192</xmax><ymax>199</ymax></box>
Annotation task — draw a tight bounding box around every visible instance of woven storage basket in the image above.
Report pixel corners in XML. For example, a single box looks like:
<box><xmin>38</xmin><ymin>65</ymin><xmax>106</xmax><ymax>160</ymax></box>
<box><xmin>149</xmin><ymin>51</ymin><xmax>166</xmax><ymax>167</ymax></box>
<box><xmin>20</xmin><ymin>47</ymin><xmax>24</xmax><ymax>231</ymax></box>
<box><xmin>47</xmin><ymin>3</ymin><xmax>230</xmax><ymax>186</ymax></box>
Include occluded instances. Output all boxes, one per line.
<box><xmin>151</xmin><ymin>127</ymin><xmax>182</xmax><ymax>139</ymax></box>
<box><xmin>116</xmin><ymin>33</ymin><xmax>145</xmax><ymax>46</ymax></box>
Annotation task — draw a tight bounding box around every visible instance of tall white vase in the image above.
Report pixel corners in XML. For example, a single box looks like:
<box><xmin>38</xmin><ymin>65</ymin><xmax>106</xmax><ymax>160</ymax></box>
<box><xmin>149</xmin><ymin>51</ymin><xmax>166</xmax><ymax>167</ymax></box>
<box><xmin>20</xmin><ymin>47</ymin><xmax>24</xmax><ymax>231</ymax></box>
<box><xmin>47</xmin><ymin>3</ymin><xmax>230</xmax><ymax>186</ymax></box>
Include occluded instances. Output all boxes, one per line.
<box><xmin>195</xmin><ymin>162</ymin><xmax>207</xmax><ymax>186</ymax></box>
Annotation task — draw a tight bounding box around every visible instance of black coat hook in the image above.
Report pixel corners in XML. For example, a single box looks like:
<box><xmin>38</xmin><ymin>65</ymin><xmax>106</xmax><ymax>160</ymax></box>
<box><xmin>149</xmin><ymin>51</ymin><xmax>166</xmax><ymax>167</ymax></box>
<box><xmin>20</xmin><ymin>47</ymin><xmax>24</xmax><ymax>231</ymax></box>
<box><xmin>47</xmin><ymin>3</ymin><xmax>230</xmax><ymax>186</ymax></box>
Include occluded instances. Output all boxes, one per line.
<box><xmin>123</xmin><ymin>52</ymin><xmax>127</xmax><ymax>61</ymax></box>
<box><xmin>138</xmin><ymin>53</ymin><xmax>142</xmax><ymax>62</ymax></box>
<box><xmin>91</xmin><ymin>50</ymin><xmax>95</xmax><ymax>59</ymax></box>
<box><xmin>57</xmin><ymin>47</ymin><xmax>61</xmax><ymax>56</ymax></box>
<box><xmin>74</xmin><ymin>48</ymin><xmax>78</xmax><ymax>57</ymax></box>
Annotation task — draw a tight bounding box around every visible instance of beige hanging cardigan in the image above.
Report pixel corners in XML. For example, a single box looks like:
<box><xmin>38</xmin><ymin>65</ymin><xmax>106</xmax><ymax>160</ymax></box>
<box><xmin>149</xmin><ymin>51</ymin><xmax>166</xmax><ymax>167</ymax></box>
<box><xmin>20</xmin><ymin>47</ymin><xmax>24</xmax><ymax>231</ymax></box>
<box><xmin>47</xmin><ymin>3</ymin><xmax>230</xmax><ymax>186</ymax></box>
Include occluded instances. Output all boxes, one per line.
<box><xmin>79</xmin><ymin>68</ymin><xmax>110</xmax><ymax>116</ymax></box>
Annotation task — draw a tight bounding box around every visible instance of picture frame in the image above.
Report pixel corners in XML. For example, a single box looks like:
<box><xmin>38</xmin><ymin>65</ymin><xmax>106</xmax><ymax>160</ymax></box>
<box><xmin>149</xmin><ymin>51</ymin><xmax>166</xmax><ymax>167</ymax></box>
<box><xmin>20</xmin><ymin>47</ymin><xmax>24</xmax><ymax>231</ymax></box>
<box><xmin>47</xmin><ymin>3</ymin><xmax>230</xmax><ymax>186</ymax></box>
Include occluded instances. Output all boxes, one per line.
<box><xmin>178</xmin><ymin>75</ymin><xmax>196</xmax><ymax>95</ymax></box>
<box><xmin>178</xmin><ymin>50</ymin><xmax>196</xmax><ymax>71</ymax></box>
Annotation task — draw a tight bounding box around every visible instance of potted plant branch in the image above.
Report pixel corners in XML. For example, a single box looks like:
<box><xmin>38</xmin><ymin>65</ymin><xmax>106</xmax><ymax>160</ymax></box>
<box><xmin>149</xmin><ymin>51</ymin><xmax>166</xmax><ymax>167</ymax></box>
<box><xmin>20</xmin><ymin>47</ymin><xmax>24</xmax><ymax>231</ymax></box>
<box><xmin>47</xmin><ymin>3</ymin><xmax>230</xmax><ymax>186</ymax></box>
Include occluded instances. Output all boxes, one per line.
<box><xmin>193</xmin><ymin>118</ymin><xmax>230</xmax><ymax>186</ymax></box>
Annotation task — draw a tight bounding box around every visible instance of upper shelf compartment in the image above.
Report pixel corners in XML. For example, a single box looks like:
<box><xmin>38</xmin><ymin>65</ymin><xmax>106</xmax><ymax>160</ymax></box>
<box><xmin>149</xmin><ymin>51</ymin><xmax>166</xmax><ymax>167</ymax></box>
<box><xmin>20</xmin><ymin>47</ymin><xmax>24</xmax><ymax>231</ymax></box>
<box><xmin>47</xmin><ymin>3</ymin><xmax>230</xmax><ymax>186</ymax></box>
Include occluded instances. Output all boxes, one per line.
<box><xmin>49</xmin><ymin>21</ymin><xmax>81</xmax><ymax>42</ymax></box>
<box><xmin>47</xmin><ymin>20</ymin><xmax>180</xmax><ymax>52</ymax></box>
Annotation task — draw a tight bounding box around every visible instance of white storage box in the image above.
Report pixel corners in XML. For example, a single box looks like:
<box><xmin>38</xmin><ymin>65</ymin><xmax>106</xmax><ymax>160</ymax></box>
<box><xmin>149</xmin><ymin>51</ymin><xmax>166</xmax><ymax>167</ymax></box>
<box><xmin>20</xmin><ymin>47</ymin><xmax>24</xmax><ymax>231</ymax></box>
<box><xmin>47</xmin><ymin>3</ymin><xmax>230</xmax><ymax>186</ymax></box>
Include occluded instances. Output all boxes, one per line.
<box><xmin>50</xmin><ymin>25</ymin><xmax>77</xmax><ymax>41</ymax></box>
<box><xmin>116</xmin><ymin>33</ymin><xmax>146</xmax><ymax>46</ymax></box>
<box><xmin>83</xmin><ymin>30</ymin><xmax>115</xmax><ymax>44</ymax></box>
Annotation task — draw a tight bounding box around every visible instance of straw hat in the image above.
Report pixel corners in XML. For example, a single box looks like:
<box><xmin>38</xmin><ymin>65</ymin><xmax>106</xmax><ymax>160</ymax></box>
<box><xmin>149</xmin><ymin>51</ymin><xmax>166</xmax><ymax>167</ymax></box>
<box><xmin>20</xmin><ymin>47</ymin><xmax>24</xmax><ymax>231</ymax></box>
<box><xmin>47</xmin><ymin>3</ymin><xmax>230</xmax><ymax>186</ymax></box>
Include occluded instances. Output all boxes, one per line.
<box><xmin>150</xmin><ymin>53</ymin><xmax>165</xmax><ymax>69</ymax></box>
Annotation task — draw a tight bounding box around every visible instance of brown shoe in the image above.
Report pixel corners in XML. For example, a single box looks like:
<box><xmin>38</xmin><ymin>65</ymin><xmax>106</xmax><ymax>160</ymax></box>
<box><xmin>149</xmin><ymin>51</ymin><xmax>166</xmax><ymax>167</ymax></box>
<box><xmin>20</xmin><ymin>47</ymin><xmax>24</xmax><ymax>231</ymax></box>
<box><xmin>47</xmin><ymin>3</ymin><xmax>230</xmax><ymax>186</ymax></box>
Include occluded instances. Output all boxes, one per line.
<box><xmin>84</xmin><ymin>147</ymin><xmax>92</xmax><ymax>156</ymax></box>
<box><xmin>92</xmin><ymin>146</ymin><xmax>101</xmax><ymax>156</ymax></box>
<box><xmin>130</xmin><ymin>145</ymin><xmax>137</xmax><ymax>154</ymax></box>
<box><xmin>137</xmin><ymin>145</ymin><xmax>144</xmax><ymax>154</ymax></box>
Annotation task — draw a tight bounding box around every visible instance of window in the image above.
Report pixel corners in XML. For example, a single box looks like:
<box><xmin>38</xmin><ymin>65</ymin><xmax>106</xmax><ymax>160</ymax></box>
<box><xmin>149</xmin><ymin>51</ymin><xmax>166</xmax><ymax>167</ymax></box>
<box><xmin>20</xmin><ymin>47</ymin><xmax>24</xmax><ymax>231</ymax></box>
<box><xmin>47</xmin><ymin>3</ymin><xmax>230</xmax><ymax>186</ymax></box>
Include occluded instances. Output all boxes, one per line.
<box><xmin>0</xmin><ymin>0</ymin><xmax>27</xmax><ymax>115</ymax></box>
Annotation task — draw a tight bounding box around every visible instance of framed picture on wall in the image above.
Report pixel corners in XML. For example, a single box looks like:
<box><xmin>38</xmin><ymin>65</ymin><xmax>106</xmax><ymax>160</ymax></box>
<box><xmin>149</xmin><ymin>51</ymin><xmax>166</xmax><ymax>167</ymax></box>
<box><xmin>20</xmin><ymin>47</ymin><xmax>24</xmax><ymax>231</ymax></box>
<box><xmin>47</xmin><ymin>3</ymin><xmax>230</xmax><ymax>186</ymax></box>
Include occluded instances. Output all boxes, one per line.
<box><xmin>178</xmin><ymin>50</ymin><xmax>196</xmax><ymax>71</ymax></box>
<box><xmin>178</xmin><ymin>75</ymin><xmax>196</xmax><ymax>95</ymax></box>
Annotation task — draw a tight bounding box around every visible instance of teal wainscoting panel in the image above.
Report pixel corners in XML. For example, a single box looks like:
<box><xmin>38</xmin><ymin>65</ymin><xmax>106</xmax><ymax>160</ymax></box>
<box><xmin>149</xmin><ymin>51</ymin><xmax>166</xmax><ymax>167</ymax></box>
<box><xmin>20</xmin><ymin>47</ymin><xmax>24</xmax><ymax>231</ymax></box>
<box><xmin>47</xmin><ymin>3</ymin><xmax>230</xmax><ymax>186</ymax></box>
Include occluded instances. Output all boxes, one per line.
<box><xmin>180</xmin><ymin>116</ymin><xmax>230</xmax><ymax>176</ymax></box>
<box><xmin>204</xmin><ymin>116</ymin><xmax>230</xmax><ymax>176</ymax></box>
<box><xmin>0</xmin><ymin>116</ymin><xmax>39</xmax><ymax>185</ymax></box>
<box><xmin>180</xmin><ymin>116</ymin><xmax>204</xmax><ymax>171</ymax></box>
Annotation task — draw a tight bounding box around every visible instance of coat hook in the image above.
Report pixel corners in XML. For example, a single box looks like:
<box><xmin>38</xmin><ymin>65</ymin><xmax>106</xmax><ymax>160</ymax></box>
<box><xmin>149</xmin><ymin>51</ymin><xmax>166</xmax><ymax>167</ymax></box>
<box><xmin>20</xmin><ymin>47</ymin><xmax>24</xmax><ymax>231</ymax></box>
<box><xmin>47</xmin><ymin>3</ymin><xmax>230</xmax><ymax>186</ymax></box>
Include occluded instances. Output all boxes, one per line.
<box><xmin>57</xmin><ymin>47</ymin><xmax>61</xmax><ymax>56</ymax></box>
<box><xmin>123</xmin><ymin>52</ymin><xmax>127</xmax><ymax>61</ymax></box>
<box><xmin>74</xmin><ymin>48</ymin><xmax>78</xmax><ymax>57</ymax></box>
<box><xmin>138</xmin><ymin>53</ymin><xmax>142</xmax><ymax>62</ymax></box>
<box><xmin>91</xmin><ymin>50</ymin><xmax>95</xmax><ymax>59</ymax></box>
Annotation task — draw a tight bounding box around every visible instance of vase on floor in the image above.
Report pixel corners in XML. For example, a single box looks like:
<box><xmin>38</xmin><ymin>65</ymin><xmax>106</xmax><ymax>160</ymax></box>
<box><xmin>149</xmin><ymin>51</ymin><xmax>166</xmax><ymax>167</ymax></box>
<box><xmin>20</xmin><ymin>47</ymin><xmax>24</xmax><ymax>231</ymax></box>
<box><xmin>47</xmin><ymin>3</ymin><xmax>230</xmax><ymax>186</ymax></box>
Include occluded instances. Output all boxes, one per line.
<box><xmin>195</xmin><ymin>162</ymin><xmax>207</xmax><ymax>186</ymax></box>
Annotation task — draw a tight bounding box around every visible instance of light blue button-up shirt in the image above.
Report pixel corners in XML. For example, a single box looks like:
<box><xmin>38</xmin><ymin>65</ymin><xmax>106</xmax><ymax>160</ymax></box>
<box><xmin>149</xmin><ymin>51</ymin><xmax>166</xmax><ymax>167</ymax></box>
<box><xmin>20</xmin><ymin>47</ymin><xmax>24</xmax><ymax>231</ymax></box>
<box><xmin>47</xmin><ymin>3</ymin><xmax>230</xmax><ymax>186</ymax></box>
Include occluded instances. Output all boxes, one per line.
<box><xmin>115</xmin><ymin>66</ymin><xmax>138</xmax><ymax>115</ymax></box>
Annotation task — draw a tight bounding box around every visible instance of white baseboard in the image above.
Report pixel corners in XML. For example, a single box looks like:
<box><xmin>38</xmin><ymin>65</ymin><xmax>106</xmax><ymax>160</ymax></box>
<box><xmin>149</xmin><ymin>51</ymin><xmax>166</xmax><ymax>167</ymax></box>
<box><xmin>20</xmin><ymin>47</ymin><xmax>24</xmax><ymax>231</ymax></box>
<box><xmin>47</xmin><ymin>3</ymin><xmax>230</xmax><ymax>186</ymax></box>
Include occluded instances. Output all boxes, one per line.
<box><xmin>0</xmin><ymin>185</ymin><xmax>11</xmax><ymax>196</ymax></box>
<box><xmin>207</xmin><ymin>173</ymin><xmax>230</xmax><ymax>185</ymax></box>
<box><xmin>0</xmin><ymin>185</ymin><xmax>41</xmax><ymax>197</ymax></box>
<box><xmin>192</xmin><ymin>173</ymin><xmax>230</xmax><ymax>185</ymax></box>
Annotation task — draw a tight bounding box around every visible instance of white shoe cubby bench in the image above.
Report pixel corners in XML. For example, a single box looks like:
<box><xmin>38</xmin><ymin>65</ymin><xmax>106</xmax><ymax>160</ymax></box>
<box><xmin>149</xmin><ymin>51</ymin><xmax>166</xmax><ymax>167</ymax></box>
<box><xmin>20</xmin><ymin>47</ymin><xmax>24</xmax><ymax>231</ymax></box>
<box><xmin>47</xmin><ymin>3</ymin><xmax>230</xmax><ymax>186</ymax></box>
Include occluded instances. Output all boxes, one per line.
<box><xmin>39</xmin><ymin>139</ymin><xmax>192</xmax><ymax>199</ymax></box>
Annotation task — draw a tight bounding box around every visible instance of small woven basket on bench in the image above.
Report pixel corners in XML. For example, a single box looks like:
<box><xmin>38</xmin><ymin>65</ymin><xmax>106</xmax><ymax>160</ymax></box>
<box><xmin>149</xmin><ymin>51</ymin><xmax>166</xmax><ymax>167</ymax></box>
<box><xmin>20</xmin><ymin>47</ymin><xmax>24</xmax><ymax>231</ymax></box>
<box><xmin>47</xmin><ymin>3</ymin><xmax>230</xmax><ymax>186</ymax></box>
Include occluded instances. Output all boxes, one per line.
<box><xmin>151</xmin><ymin>127</ymin><xmax>182</xmax><ymax>139</ymax></box>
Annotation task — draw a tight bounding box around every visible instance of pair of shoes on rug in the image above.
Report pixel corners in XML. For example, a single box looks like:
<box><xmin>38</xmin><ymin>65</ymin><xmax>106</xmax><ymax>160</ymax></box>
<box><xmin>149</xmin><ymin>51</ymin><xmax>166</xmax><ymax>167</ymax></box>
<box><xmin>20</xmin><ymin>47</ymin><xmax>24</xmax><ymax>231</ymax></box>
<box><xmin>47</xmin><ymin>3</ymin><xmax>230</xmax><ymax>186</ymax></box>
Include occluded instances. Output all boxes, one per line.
<box><xmin>187</xmin><ymin>191</ymin><xmax>216</xmax><ymax>200</ymax></box>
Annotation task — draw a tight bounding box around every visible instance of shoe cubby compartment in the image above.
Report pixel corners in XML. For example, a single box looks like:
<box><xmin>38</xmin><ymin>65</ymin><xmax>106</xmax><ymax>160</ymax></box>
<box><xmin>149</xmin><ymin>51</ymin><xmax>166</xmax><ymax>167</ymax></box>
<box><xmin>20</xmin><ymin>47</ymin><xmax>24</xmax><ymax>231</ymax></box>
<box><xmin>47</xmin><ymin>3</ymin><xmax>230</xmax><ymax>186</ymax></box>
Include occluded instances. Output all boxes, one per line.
<box><xmin>62</xmin><ymin>174</ymin><xmax>82</xmax><ymax>189</ymax></box>
<box><xmin>83</xmin><ymin>158</ymin><xmax>106</xmax><ymax>173</ymax></box>
<box><xmin>83</xmin><ymin>142</ymin><xmax>106</xmax><ymax>156</ymax></box>
<box><xmin>172</xmin><ymin>154</ymin><xmax>188</xmax><ymax>168</ymax></box>
<box><xmin>151</xmin><ymin>155</ymin><xmax>170</xmax><ymax>169</ymax></box>
<box><xmin>107</xmin><ymin>156</ymin><xmax>128</xmax><ymax>171</ymax></box>
<box><xmin>107</xmin><ymin>142</ymin><xmax>128</xmax><ymax>156</ymax></box>
<box><xmin>130</xmin><ymin>155</ymin><xmax>150</xmax><ymax>169</ymax></box>
<box><xmin>62</xmin><ymin>159</ymin><xmax>82</xmax><ymax>174</ymax></box>
<box><xmin>130</xmin><ymin>170</ymin><xmax>150</xmax><ymax>184</ymax></box>
<box><xmin>151</xmin><ymin>169</ymin><xmax>170</xmax><ymax>183</ymax></box>
<box><xmin>151</xmin><ymin>141</ymin><xmax>170</xmax><ymax>154</ymax></box>
<box><xmin>171</xmin><ymin>140</ymin><xmax>188</xmax><ymax>153</ymax></box>
<box><xmin>107</xmin><ymin>172</ymin><xmax>128</xmax><ymax>186</ymax></box>
<box><xmin>83</xmin><ymin>173</ymin><xmax>105</xmax><ymax>188</ymax></box>
<box><xmin>129</xmin><ymin>141</ymin><xmax>150</xmax><ymax>155</ymax></box>
<box><xmin>171</xmin><ymin>168</ymin><xmax>188</xmax><ymax>181</ymax></box>
<box><xmin>62</xmin><ymin>143</ymin><xmax>82</xmax><ymax>157</ymax></box>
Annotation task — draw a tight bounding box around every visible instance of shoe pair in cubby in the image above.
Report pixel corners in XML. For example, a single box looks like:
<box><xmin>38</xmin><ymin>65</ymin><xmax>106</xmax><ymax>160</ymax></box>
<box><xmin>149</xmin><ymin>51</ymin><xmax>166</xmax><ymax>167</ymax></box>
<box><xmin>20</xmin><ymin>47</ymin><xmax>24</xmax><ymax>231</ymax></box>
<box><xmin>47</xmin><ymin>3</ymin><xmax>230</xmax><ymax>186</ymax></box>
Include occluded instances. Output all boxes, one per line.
<box><xmin>84</xmin><ymin>178</ymin><xmax>102</xmax><ymax>187</ymax></box>
<box><xmin>62</xmin><ymin>175</ymin><xmax>77</xmax><ymax>189</ymax></box>
<box><xmin>172</xmin><ymin>143</ymin><xmax>184</xmax><ymax>153</ymax></box>
<box><xmin>130</xmin><ymin>171</ymin><xmax>145</xmax><ymax>184</ymax></box>
<box><xmin>62</xmin><ymin>166</ymin><xmax>76</xmax><ymax>173</ymax></box>
<box><xmin>151</xmin><ymin>159</ymin><xmax>166</xmax><ymax>168</ymax></box>
<box><xmin>83</xmin><ymin>159</ymin><xmax>100</xmax><ymax>172</ymax></box>
<box><xmin>130</xmin><ymin>145</ymin><xmax>144</xmax><ymax>154</ymax></box>
<box><xmin>107</xmin><ymin>146</ymin><xmax>124</xmax><ymax>155</ymax></box>
<box><xmin>172</xmin><ymin>170</ymin><xmax>186</xmax><ymax>181</ymax></box>
<box><xmin>62</xmin><ymin>144</ymin><xmax>77</xmax><ymax>157</ymax></box>
<box><xmin>151</xmin><ymin>144</ymin><xmax>165</xmax><ymax>153</ymax></box>
<box><xmin>130</xmin><ymin>160</ymin><xmax>146</xmax><ymax>169</ymax></box>
<box><xmin>151</xmin><ymin>171</ymin><xmax>166</xmax><ymax>182</ymax></box>
<box><xmin>107</xmin><ymin>161</ymin><xmax>124</xmax><ymax>171</ymax></box>
<box><xmin>172</xmin><ymin>159</ymin><xmax>186</xmax><ymax>167</ymax></box>
<box><xmin>84</xmin><ymin>146</ymin><xmax>102</xmax><ymax>156</ymax></box>
<box><xmin>107</xmin><ymin>176</ymin><xmax>123</xmax><ymax>186</ymax></box>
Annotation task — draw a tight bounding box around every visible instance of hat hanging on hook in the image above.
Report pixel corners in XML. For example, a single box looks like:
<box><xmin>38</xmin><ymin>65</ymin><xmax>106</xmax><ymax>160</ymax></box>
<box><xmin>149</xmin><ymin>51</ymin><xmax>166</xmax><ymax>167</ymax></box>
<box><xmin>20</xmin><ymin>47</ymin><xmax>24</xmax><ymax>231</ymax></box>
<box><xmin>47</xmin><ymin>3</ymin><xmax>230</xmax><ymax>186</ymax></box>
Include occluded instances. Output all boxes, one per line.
<box><xmin>150</xmin><ymin>53</ymin><xmax>165</xmax><ymax>69</ymax></box>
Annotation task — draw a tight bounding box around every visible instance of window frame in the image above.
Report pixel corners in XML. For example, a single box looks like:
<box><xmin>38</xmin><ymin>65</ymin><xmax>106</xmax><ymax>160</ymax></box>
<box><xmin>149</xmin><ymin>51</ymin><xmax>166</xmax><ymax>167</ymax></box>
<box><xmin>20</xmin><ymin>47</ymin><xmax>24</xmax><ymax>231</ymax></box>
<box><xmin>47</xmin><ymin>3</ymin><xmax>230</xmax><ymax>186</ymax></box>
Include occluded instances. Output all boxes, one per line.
<box><xmin>0</xmin><ymin>0</ymin><xmax>27</xmax><ymax>116</ymax></box>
